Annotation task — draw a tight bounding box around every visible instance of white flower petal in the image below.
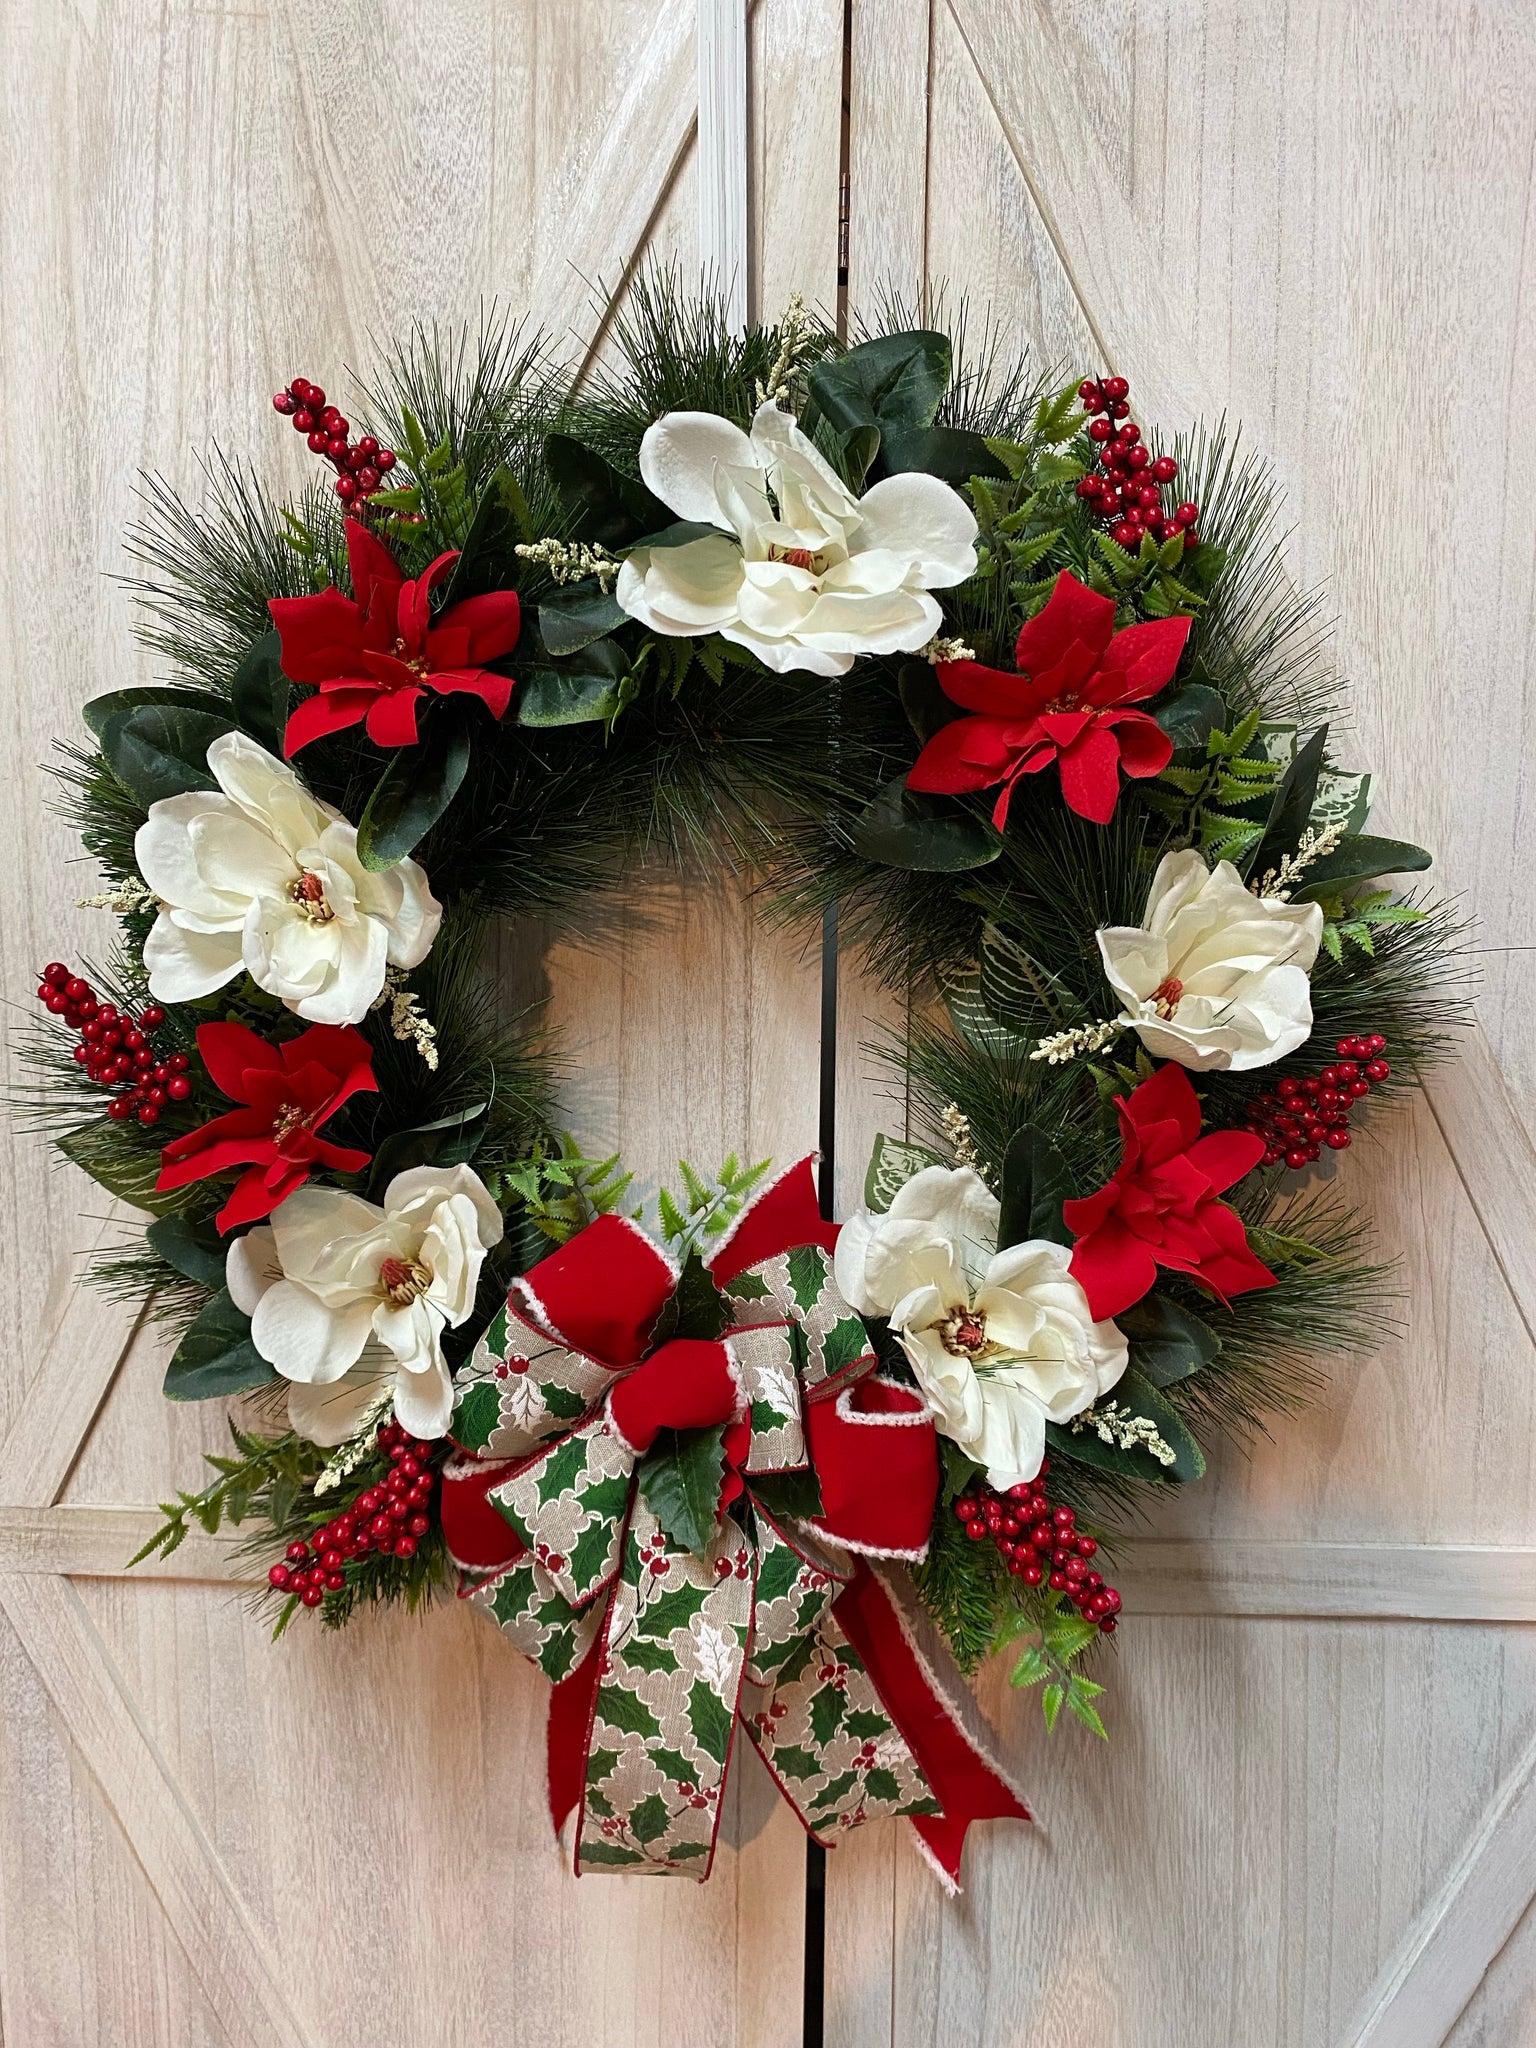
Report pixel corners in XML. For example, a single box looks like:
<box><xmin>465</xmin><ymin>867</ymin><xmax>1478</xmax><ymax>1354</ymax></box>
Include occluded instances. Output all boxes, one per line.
<box><xmin>143</xmin><ymin>915</ymin><xmax>244</xmax><ymax>1002</ymax></box>
<box><xmin>287</xmin><ymin>1361</ymin><xmax>390</xmax><ymax>1448</ymax></box>
<box><xmin>225</xmin><ymin>1225</ymin><xmax>280</xmax><ymax>1315</ymax></box>
<box><xmin>135</xmin><ymin>794</ymin><xmax>247</xmax><ymax>916</ymax></box>
<box><xmin>252</xmin><ymin>1281</ymin><xmax>375</xmax><ymax>1385</ymax></box>
<box><xmin>390</xmin><ymin>1356</ymin><xmax>455</xmax><ymax>1441</ymax></box>
<box><xmin>638</xmin><ymin>411</ymin><xmax>756</xmax><ymax>526</ymax></box>
<box><xmin>855</xmin><ymin>472</ymin><xmax>978</xmax><ymax>586</ymax></box>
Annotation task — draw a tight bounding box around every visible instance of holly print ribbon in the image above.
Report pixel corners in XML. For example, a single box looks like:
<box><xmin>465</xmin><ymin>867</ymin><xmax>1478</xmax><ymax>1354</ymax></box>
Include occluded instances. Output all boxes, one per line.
<box><xmin>441</xmin><ymin>1156</ymin><xmax>1029</xmax><ymax>1887</ymax></box>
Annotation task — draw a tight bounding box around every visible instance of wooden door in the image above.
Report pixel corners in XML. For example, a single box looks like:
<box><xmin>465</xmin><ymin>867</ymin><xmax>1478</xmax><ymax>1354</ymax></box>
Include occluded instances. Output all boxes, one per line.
<box><xmin>827</xmin><ymin>5</ymin><xmax>1536</xmax><ymax>2045</ymax></box>
<box><xmin>0</xmin><ymin>4</ymin><xmax>841</xmax><ymax>2043</ymax></box>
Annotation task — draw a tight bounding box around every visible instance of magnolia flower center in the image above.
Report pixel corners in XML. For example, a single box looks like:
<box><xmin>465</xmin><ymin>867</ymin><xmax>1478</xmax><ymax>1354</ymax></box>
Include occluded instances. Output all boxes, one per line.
<box><xmin>767</xmin><ymin>543</ymin><xmax>828</xmax><ymax>576</ymax></box>
<box><xmin>1151</xmin><ymin>974</ymin><xmax>1184</xmax><ymax>1020</ymax></box>
<box><xmin>378</xmin><ymin>1255</ymin><xmax>431</xmax><ymax>1306</ymax></box>
<box><xmin>938</xmin><ymin>1307</ymin><xmax>996</xmax><ymax>1359</ymax></box>
<box><xmin>290</xmin><ymin>871</ymin><xmax>335</xmax><ymax>924</ymax></box>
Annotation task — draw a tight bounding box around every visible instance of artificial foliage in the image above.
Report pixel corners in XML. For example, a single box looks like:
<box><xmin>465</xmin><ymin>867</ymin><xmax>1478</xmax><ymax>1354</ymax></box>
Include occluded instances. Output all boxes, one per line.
<box><xmin>13</xmin><ymin>275</ymin><xmax>1465</xmax><ymax>1888</ymax></box>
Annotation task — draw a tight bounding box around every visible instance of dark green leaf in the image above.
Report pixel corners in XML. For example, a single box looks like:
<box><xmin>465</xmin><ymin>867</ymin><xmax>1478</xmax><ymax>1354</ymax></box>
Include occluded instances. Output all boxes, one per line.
<box><xmin>1154</xmin><ymin>682</ymin><xmax>1225</xmax><ymax>751</ymax></box>
<box><xmin>1243</xmin><ymin>725</ymin><xmax>1328</xmax><ymax>880</ymax></box>
<box><xmin>518</xmin><ymin>638</ymin><xmax>627</xmax><ymax>727</ymax></box>
<box><xmin>1047</xmin><ymin>1370</ymin><xmax>1205</xmax><ymax>1484</ymax></box>
<box><xmin>100</xmin><ymin>703</ymin><xmax>233</xmax><ymax>806</ymax></box>
<box><xmin>83</xmin><ymin>686</ymin><xmax>215</xmax><ymax>742</ymax></box>
<box><xmin>628</xmin><ymin>1792</ymin><xmax>671</xmax><ymax>1845</ymax></box>
<box><xmin>543</xmin><ymin>433</ymin><xmax>671</xmax><ymax>548</ymax></box>
<box><xmin>638</xmin><ymin>1581</ymin><xmax>710</xmax><ymax>1637</ymax></box>
<box><xmin>809</xmin><ymin>1684</ymin><xmax>846</xmax><ymax>1748</ymax></box>
<box><xmin>688</xmin><ymin>1679</ymin><xmax>734</xmax><ymax>1763</ymax></box>
<box><xmin>897</xmin><ymin>661</ymin><xmax>963</xmax><ymax>746</ymax></box>
<box><xmin>621</xmin><ymin>1637</ymin><xmax>680</xmax><ymax>1675</ymax></box>
<box><xmin>807</xmin><ymin>331</ymin><xmax>951</xmax><ymax>437</ymax></box>
<box><xmin>848</xmin><ymin>775</ymin><xmax>1000</xmax><ymax>873</ymax></box>
<box><xmin>628</xmin><ymin>518</ymin><xmax>730</xmax><ymax>552</ymax></box>
<box><xmin>1291</xmin><ymin>833</ymin><xmax>1432</xmax><ymax>902</ymax></box>
<box><xmin>355</xmin><ymin>706</ymin><xmax>472</xmax><ymax>869</ymax></box>
<box><xmin>594</xmin><ymin>1687</ymin><xmax>662</xmax><ymax>1741</ymax></box>
<box><xmin>877</xmin><ymin>424</ymin><xmax>1009</xmax><ymax>483</ymax></box>
<box><xmin>1176</xmin><ymin>542</ymin><xmax>1228</xmax><ymax>595</ymax></box>
<box><xmin>578</xmin><ymin>1842</ymin><xmax>645</xmax><ymax>1867</ymax></box>
<box><xmin>230</xmin><ymin>630</ymin><xmax>290</xmax><ymax>750</ymax></box>
<box><xmin>441</xmin><ymin>466</ymin><xmax>530</xmax><ymax>605</ymax></box>
<box><xmin>162</xmin><ymin>1289</ymin><xmax>276</xmax><ymax>1402</ymax></box>
<box><xmin>671</xmin><ymin>1255</ymin><xmax>726</xmax><ymax>1341</ymax></box>
<box><xmin>146</xmin><ymin>1213</ymin><xmax>228</xmax><ymax>1289</ymax></box>
<box><xmin>57</xmin><ymin>1128</ymin><xmax>181</xmax><ymax>1213</ymax></box>
<box><xmin>537</xmin><ymin>586</ymin><xmax>627</xmax><ymax>657</ymax></box>
<box><xmin>997</xmin><ymin>1125</ymin><xmax>1074</xmax><ymax>1249</ymax></box>
<box><xmin>637</xmin><ymin>1425</ymin><xmax>727</xmax><ymax>1557</ymax></box>
<box><xmin>750</xmin><ymin>1466</ymin><xmax>824</xmax><ymax>1522</ymax></box>
<box><xmin>1118</xmin><ymin>1292</ymin><xmax>1221</xmax><ymax>1387</ymax></box>
<box><xmin>366</xmin><ymin>1101</ymin><xmax>488</xmax><ymax>1197</ymax></box>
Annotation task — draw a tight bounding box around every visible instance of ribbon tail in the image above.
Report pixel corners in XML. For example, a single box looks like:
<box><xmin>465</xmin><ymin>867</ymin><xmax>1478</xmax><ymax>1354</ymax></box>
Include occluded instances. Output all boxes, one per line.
<box><xmin>549</xmin><ymin>1636</ymin><xmax>605</xmax><ymax>1839</ymax></box>
<box><xmin>834</xmin><ymin>1561</ymin><xmax>1032</xmax><ymax>1893</ymax></box>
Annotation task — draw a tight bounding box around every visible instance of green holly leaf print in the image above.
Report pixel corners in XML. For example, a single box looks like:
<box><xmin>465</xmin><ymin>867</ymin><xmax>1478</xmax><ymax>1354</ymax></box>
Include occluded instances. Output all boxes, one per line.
<box><xmin>769</xmin><ymin>1745</ymin><xmax>822</xmax><ymax>1781</ymax></box>
<box><xmin>865</xmin><ymin>1768</ymin><xmax>901</xmax><ymax>1803</ymax></box>
<box><xmin>453</xmin><ymin>1379</ymin><xmax>502</xmax><ymax>1451</ymax></box>
<box><xmin>786</xmin><ymin>1245</ymin><xmax>829</xmax><ymax>1314</ymax></box>
<box><xmin>629</xmin><ymin>1792</ymin><xmax>671</xmax><ymax>1845</ymax></box>
<box><xmin>595</xmin><ymin>1687</ymin><xmax>662</xmax><ymax>1741</ymax></box>
<box><xmin>809</xmin><ymin>1685</ymin><xmax>846</xmax><ymax>1749</ymax></box>
<box><xmin>688</xmin><ymin>1680</ymin><xmax>734</xmax><ymax>1764</ymax></box>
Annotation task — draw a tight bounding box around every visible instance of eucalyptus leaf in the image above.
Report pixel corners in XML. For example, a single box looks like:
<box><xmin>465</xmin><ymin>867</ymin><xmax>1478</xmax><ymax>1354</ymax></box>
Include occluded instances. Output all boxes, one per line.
<box><xmin>100</xmin><ymin>703</ymin><xmax>233</xmax><ymax>806</ymax></box>
<box><xmin>356</xmin><ymin>706</ymin><xmax>472</xmax><ymax>869</ymax></box>
<box><xmin>543</xmin><ymin>433</ymin><xmax>670</xmax><ymax>548</ymax></box>
<box><xmin>367</xmin><ymin>1101</ymin><xmax>489</xmax><ymax>1197</ymax></box>
<box><xmin>1291</xmin><ymin>833</ymin><xmax>1432</xmax><ymax>902</ymax></box>
<box><xmin>806</xmin><ymin>331</ymin><xmax>951</xmax><ymax>437</ymax></box>
<box><xmin>83</xmin><ymin>686</ymin><xmax>216</xmax><ymax>742</ymax></box>
<box><xmin>637</xmin><ymin>1425</ymin><xmax>727</xmax><ymax>1557</ymax></box>
<box><xmin>878</xmin><ymin>424</ymin><xmax>1009</xmax><ymax>483</ymax></box>
<box><xmin>57</xmin><ymin>1128</ymin><xmax>181</xmax><ymax>1213</ymax></box>
<box><xmin>847</xmin><ymin>775</ymin><xmax>1000</xmax><ymax>872</ymax></box>
<box><xmin>230</xmin><ymin>629</ymin><xmax>290</xmax><ymax>750</ymax></box>
<box><xmin>162</xmin><ymin>1289</ymin><xmax>276</xmax><ymax>1402</ymax></box>
<box><xmin>146</xmin><ymin>1213</ymin><xmax>228</xmax><ymax>1289</ymax></box>
<box><xmin>996</xmin><ymin>1125</ymin><xmax>1074</xmax><ymax>1250</ymax></box>
<box><xmin>1243</xmin><ymin>724</ymin><xmax>1328</xmax><ymax>880</ymax></box>
<box><xmin>1153</xmin><ymin>682</ymin><xmax>1225</xmax><ymax>751</ymax></box>
<box><xmin>538</xmin><ymin>586</ymin><xmax>627</xmax><ymax>657</ymax></box>
<box><xmin>1118</xmin><ymin>1292</ymin><xmax>1221</xmax><ymax>1387</ymax></box>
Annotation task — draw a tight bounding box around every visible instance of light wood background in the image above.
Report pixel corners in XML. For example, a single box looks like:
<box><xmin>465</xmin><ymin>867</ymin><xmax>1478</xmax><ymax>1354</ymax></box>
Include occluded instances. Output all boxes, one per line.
<box><xmin>3</xmin><ymin>0</ymin><xmax>1536</xmax><ymax>2043</ymax></box>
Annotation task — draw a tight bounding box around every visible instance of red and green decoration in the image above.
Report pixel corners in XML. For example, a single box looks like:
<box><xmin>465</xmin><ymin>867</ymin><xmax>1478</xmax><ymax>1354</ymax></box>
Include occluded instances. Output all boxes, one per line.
<box><xmin>18</xmin><ymin>284</ymin><xmax>1462</xmax><ymax>1893</ymax></box>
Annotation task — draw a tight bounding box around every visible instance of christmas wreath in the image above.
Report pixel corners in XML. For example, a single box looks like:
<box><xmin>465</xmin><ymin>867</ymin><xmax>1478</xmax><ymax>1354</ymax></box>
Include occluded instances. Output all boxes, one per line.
<box><xmin>16</xmin><ymin>276</ymin><xmax>1463</xmax><ymax>1887</ymax></box>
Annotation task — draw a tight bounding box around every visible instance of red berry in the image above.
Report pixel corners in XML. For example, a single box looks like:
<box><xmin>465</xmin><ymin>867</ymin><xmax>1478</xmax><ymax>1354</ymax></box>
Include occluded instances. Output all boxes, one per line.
<box><xmin>286</xmin><ymin>1541</ymin><xmax>310</xmax><ymax>1562</ymax></box>
<box><xmin>336</xmin><ymin>476</ymin><xmax>358</xmax><ymax>502</ymax></box>
<box><xmin>357</xmin><ymin>466</ymin><xmax>380</xmax><ymax>491</ymax></box>
<box><xmin>1049</xmin><ymin>1571</ymin><xmax>1068</xmax><ymax>1590</ymax></box>
<box><xmin>1284</xmin><ymin>1148</ymin><xmax>1308</xmax><ymax>1169</ymax></box>
<box><xmin>268</xmin><ymin>1563</ymin><xmax>291</xmax><ymax>1588</ymax></box>
<box><xmin>1126</xmin><ymin>446</ymin><xmax>1151</xmax><ymax>472</ymax></box>
<box><xmin>1174</xmin><ymin>501</ymin><xmax>1199</xmax><ymax>525</ymax></box>
<box><xmin>1103</xmin><ymin>376</ymin><xmax>1130</xmax><ymax>401</ymax></box>
<box><xmin>1348</xmin><ymin>1079</ymin><xmax>1371</xmax><ymax>1099</ymax></box>
<box><xmin>307</xmin><ymin>386</ymin><xmax>327</xmax><ymax>412</ymax></box>
<box><xmin>326</xmin><ymin>436</ymin><xmax>349</xmax><ymax>462</ymax></box>
<box><xmin>324</xmin><ymin>1570</ymin><xmax>345</xmax><ymax>1591</ymax></box>
<box><xmin>1110</xmin><ymin>521</ymin><xmax>1140</xmax><ymax>548</ymax></box>
<box><xmin>1088</xmin><ymin>418</ymin><xmax>1112</xmax><ymax>443</ymax></box>
<box><xmin>376</xmin><ymin>448</ymin><xmax>397</xmax><ymax>472</ymax></box>
<box><xmin>273</xmin><ymin>391</ymin><xmax>297</xmax><ymax>415</ymax></box>
<box><xmin>107</xmin><ymin>1097</ymin><xmax>132</xmax><ymax>1121</ymax></box>
<box><xmin>407</xmin><ymin>1513</ymin><xmax>431</xmax><ymax>1537</ymax></box>
<box><xmin>166</xmin><ymin>1075</ymin><xmax>192</xmax><ymax>1101</ymax></box>
<box><xmin>136</xmin><ymin>1104</ymin><xmax>160</xmax><ymax>1125</ymax></box>
<box><xmin>1077</xmin><ymin>378</ymin><xmax>1099</xmax><ymax>400</ymax></box>
<box><xmin>357</xmin><ymin>435</ymin><xmax>379</xmax><ymax>459</ymax></box>
<box><xmin>1325</xmin><ymin>1128</ymin><xmax>1351</xmax><ymax>1149</ymax></box>
<box><xmin>1365</xmin><ymin>1059</ymin><xmax>1390</xmax><ymax>1081</ymax></box>
<box><xmin>1151</xmin><ymin>455</ymin><xmax>1178</xmax><ymax>483</ymax></box>
<box><xmin>300</xmin><ymin>1585</ymin><xmax>325</xmax><ymax>1608</ymax></box>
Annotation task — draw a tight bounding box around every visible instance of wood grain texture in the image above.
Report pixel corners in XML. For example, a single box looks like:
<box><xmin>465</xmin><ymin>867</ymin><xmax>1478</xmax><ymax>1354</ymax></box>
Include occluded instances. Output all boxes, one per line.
<box><xmin>830</xmin><ymin>2</ymin><xmax>1536</xmax><ymax>2042</ymax></box>
<box><xmin>0</xmin><ymin>2</ymin><xmax>839</xmax><ymax>2040</ymax></box>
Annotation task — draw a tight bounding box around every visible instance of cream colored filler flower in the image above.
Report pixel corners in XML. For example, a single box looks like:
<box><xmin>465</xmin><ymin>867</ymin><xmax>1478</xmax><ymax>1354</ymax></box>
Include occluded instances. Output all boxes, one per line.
<box><xmin>227</xmin><ymin>1165</ymin><xmax>502</xmax><ymax>1444</ymax></box>
<box><xmin>1098</xmin><ymin>848</ymin><xmax>1324</xmax><ymax>1072</ymax></box>
<box><xmin>833</xmin><ymin>1166</ymin><xmax>1127</xmax><ymax>1489</ymax></box>
<box><xmin>615</xmin><ymin>400</ymin><xmax>978</xmax><ymax>676</ymax></box>
<box><xmin>135</xmin><ymin>731</ymin><xmax>440</xmax><ymax>1024</ymax></box>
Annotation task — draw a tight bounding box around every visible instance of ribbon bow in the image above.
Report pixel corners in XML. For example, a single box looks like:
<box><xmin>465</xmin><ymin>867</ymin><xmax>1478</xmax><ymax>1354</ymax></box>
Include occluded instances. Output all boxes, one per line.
<box><xmin>442</xmin><ymin>1156</ymin><xmax>1029</xmax><ymax>1888</ymax></box>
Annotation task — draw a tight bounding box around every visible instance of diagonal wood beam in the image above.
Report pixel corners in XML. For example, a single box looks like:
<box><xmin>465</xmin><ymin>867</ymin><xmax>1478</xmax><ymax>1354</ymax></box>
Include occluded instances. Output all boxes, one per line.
<box><xmin>0</xmin><ymin>1573</ymin><xmax>315</xmax><ymax>2048</ymax></box>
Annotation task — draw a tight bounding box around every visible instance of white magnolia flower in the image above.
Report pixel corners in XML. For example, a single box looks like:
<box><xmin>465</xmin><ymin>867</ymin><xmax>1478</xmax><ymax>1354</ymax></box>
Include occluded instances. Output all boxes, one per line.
<box><xmin>136</xmin><ymin>731</ymin><xmax>441</xmax><ymax>1024</ymax></box>
<box><xmin>615</xmin><ymin>400</ymin><xmax>978</xmax><ymax>677</ymax></box>
<box><xmin>833</xmin><ymin>1166</ymin><xmax>1126</xmax><ymax>1489</ymax></box>
<box><xmin>1098</xmin><ymin>848</ymin><xmax>1324</xmax><ymax>1072</ymax></box>
<box><xmin>227</xmin><ymin>1165</ymin><xmax>503</xmax><ymax>1445</ymax></box>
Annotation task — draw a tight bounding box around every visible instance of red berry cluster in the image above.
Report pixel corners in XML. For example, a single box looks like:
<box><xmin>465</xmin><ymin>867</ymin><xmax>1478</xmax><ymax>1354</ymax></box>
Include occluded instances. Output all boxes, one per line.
<box><xmin>271</xmin><ymin>376</ymin><xmax>398</xmax><ymax>510</ymax></box>
<box><xmin>953</xmin><ymin>1461</ymin><xmax>1123</xmax><ymax>1633</ymax></box>
<box><xmin>267</xmin><ymin>1419</ymin><xmax>439</xmax><ymax>1610</ymax></box>
<box><xmin>35</xmin><ymin>964</ymin><xmax>189</xmax><ymax>1127</ymax></box>
<box><xmin>1244</xmin><ymin>1033</ymin><xmax>1392</xmax><ymax>1170</ymax></box>
<box><xmin>1073</xmin><ymin>375</ymin><xmax>1200</xmax><ymax>555</ymax></box>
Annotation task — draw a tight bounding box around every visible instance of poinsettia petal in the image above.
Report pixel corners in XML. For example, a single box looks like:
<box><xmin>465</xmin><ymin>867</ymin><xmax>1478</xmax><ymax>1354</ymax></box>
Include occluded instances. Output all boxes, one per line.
<box><xmin>1068</xmin><ymin>1216</ymin><xmax>1159</xmax><ymax>1322</ymax></box>
<box><xmin>216</xmin><ymin>1159</ymin><xmax>311</xmax><ymax>1233</ymax></box>
<box><xmin>1098</xmin><ymin>614</ymin><xmax>1192</xmax><ymax>701</ymax></box>
<box><xmin>268</xmin><ymin>588</ymin><xmax>367</xmax><ymax>687</ymax></box>
<box><xmin>1056</xmin><ymin>722</ymin><xmax>1125</xmax><ymax>824</ymax></box>
<box><xmin>906</xmin><ymin>715</ymin><xmax>1022</xmax><ymax>795</ymax></box>
<box><xmin>1012</xmin><ymin>571</ymin><xmax>1115</xmax><ymax>679</ymax></box>
<box><xmin>155</xmin><ymin>1112</ymin><xmax>275</xmax><ymax>1187</ymax></box>
<box><xmin>1196</xmin><ymin>1202</ymin><xmax>1279</xmax><ymax>1299</ymax></box>
<box><xmin>1103</xmin><ymin>709</ymin><xmax>1175</xmax><ymax>778</ymax></box>
<box><xmin>308</xmin><ymin>1136</ymin><xmax>375</xmax><ymax>1174</ymax></box>
<box><xmin>427</xmin><ymin>666</ymin><xmax>513</xmax><ymax>720</ymax></box>
<box><xmin>936</xmin><ymin>660</ymin><xmax>1037</xmax><ymax>716</ymax></box>
<box><xmin>283</xmin><ymin>687</ymin><xmax>374</xmax><ymax>757</ymax></box>
<box><xmin>364</xmin><ymin>687</ymin><xmax>424</xmax><ymax>748</ymax></box>
<box><xmin>1123</xmin><ymin>1062</ymin><xmax>1203</xmax><ymax>1151</ymax></box>
<box><xmin>344</xmin><ymin>521</ymin><xmax>406</xmax><ymax>625</ymax></box>
<box><xmin>431</xmin><ymin>590</ymin><xmax>522</xmax><ymax>665</ymax></box>
<box><xmin>194</xmin><ymin>1020</ymin><xmax>284</xmax><ymax>1101</ymax></box>
<box><xmin>1185</xmin><ymin>1128</ymin><xmax>1267</xmax><ymax>1195</ymax></box>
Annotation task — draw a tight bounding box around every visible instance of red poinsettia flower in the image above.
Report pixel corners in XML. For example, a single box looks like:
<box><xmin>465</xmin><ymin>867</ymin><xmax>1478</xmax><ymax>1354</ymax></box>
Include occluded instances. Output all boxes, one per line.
<box><xmin>1063</xmin><ymin>1062</ymin><xmax>1276</xmax><ymax>1322</ymax></box>
<box><xmin>156</xmin><ymin>1021</ymin><xmax>378</xmax><ymax>1233</ymax></box>
<box><xmin>270</xmin><ymin>520</ymin><xmax>522</xmax><ymax>756</ymax></box>
<box><xmin>905</xmin><ymin>570</ymin><xmax>1190</xmax><ymax>827</ymax></box>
